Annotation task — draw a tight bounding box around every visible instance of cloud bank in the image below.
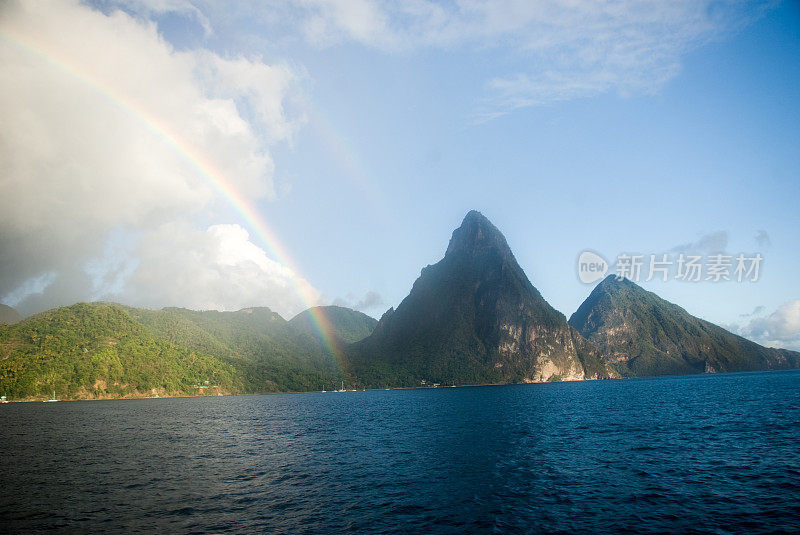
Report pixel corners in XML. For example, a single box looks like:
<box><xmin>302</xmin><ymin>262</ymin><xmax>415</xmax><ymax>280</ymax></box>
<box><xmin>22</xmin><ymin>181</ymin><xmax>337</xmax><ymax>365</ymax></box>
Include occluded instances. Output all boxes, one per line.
<box><xmin>0</xmin><ymin>0</ymin><xmax>775</xmax><ymax>318</ymax></box>
<box><xmin>739</xmin><ymin>300</ymin><xmax>800</xmax><ymax>351</ymax></box>
<box><xmin>135</xmin><ymin>0</ymin><xmax>771</xmax><ymax>119</ymax></box>
<box><xmin>332</xmin><ymin>290</ymin><xmax>386</xmax><ymax>315</ymax></box>
<box><xmin>670</xmin><ymin>231</ymin><xmax>730</xmax><ymax>256</ymax></box>
<box><xmin>120</xmin><ymin>224</ymin><xmax>320</xmax><ymax>313</ymax></box>
<box><xmin>0</xmin><ymin>0</ymin><xmax>314</xmax><ymax>316</ymax></box>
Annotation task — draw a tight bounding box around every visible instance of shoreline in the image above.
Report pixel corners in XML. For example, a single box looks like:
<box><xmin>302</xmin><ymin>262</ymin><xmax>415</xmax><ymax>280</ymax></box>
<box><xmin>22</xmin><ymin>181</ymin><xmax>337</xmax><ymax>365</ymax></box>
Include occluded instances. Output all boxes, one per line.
<box><xmin>1</xmin><ymin>375</ymin><xmax>606</xmax><ymax>403</ymax></box>
<box><xmin>0</xmin><ymin>380</ymin><xmax>546</xmax><ymax>403</ymax></box>
<box><xmin>3</xmin><ymin>368</ymin><xmax>796</xmax><ymax>404</ymax></box>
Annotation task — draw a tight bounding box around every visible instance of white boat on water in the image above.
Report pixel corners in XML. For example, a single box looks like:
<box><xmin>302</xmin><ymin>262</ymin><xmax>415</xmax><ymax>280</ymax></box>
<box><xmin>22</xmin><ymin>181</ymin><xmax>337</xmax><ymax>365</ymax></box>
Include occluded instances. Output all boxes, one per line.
<box><xmin>43</xmin><ymin>390</ymin><xmax>58</xmax><ymax>402</ymax></box>
<box><xmin>337</xmin><ymin>381</ymin><xmax>346</xmax><ymax>393</ymax></box>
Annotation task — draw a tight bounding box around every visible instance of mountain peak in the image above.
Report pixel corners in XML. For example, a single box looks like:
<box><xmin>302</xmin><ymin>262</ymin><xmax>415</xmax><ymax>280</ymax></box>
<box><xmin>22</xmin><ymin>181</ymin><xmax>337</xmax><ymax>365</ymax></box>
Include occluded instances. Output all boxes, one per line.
<box><xmin>570</xmin><ymin>275</ymin><xmax>800</xmax><ymax>377</ymax></box>
<box><xmin>346</xmin><ymin>210</ymin><xmax>613</xmax><ymax>386</ymax></box>
<box><xmin>445</xmin><ymin>210</ymin><xmax>511</xmax><ymax>257</ymax></box>
<box><xmin>463</xmin><ymin>209</ymin><xmax>488</xmax><ymax>223</ymax></box>
<box><xmin>596</xmin><ymin>275</ymin><xmax>638</xmax><ymax>293</ymax></box>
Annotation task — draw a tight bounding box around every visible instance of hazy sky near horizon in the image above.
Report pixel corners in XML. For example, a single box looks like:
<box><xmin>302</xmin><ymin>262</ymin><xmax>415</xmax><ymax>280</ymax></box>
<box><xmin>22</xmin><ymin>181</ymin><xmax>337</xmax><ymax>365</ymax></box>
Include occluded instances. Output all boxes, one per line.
<box><xmin>0</xmin><ymin>0</ymin><xmax>798</xmax><ymax>349</ymax></box>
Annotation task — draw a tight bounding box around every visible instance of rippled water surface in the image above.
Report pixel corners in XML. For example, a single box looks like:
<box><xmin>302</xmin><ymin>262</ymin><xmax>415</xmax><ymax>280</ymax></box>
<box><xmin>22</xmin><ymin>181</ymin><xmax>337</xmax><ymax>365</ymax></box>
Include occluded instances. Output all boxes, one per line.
<box><xmin>2</xmin><ymin>370</ymin><xmax>799</xmax><ymax>533</ymax></box>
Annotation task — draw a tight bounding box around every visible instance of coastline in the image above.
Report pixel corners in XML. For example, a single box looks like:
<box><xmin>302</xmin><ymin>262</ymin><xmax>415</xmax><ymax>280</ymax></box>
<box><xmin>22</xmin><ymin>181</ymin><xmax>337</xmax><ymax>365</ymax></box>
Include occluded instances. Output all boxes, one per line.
<box><xmin>0</xmin><ymin>374</ymin><xmax>616</xmax><ymax>403</ymax></box>
<box><xmin>5</xmin><ymin>368</ymin><xmax>796</xmax><ymax>403</ymax></box>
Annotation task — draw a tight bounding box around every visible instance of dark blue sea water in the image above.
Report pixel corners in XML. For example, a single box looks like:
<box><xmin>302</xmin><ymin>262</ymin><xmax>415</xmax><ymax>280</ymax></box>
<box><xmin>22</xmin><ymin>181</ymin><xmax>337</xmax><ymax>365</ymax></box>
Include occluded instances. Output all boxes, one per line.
<box><xmin>2</xmin><ymin>370</ymin><xmax>799</xmax><ymax>534</ymax></box>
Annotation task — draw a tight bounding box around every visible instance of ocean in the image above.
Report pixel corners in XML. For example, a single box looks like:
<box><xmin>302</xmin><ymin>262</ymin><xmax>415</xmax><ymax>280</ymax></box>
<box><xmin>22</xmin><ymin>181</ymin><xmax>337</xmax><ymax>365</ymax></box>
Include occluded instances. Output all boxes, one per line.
<box><xmin>2</xmin><ymin>370</ymin><xmax>799</xmax><ymax>533</ymax></box>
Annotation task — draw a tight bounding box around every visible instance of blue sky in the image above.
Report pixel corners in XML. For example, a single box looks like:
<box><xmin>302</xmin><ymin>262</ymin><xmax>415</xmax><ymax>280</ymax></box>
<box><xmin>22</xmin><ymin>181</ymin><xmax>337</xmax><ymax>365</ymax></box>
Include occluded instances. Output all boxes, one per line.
<box><xmin>1</xmin><ymin>1</ymin><xmax>798</xmax><ymax>348</ymax></box>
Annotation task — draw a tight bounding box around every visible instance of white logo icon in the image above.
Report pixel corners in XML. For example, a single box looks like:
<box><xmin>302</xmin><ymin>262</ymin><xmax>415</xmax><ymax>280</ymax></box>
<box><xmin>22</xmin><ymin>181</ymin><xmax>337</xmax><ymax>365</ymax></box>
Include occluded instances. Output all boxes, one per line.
<box><xmin>577</xmin><ymin>251</ymin><xmax>608</xmax><ymax>284</ymax></box>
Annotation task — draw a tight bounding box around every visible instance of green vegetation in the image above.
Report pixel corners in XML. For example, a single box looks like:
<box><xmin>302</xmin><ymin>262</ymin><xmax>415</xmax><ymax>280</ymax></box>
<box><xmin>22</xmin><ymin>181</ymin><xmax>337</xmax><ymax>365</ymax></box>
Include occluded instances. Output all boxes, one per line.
<box><xmin>0</xmin><ymin>302</ymin><xmax>378</xmax><ymax>401</ymax></box>
<box><xmin>569</xmin><ymin>275</ymin><xmax>800</xmax><ymax>377</ymax></box>
<box><xmin>4</xmin><ymin>214</ymin><xmax>797</xmax><ymax>401</ymax></box>
<box><xmin>0</xmin><ymin>212</ymin><xmax>617</xmax><ymax>400</ymax></box>
<box><xmin>0</xmin><ymin>303</ymin><xmax>243</xmax><ymax>400</ymax></box>
<box><xmin>290</xmin><ymin>306</ymin><xmax>377</xmax><ymax>345</ymax></box>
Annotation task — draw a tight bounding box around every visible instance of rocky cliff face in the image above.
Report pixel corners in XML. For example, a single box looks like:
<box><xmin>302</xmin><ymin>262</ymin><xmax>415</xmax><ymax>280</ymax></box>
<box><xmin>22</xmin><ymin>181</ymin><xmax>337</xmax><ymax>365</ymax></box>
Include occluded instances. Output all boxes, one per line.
<box><xmin>569</xmin><ymin>275</ymin><xmax>800</xmax><ymax>377</ymax></box>
<box><xmin>346</xmin><ymin>211</ymin><xmax>612</xmax><ymax>386</ymax></box>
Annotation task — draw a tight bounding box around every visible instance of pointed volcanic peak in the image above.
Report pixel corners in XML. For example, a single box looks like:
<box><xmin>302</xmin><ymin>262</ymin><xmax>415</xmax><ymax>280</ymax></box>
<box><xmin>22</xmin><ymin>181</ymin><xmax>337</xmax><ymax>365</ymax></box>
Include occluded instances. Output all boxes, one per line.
<box><xmin>346</xmin><ymin>211</ymin><xmax>612</xmax><ymax>387</ymax></box>
<box><xmin>289</xmin><ymin>305</ymin><xmax>378</xmax><ymax>345</ymax></box>
<box><xmin>569</xmin><ymin>275</ymin><xmax>800</xmax><ymax>377</ymax></box>
<box><xmin>445</xmin><ymin>210</ymin><xmax>514</xmax><ymax>259</ymax></box>
<box><xmin>0</xmin><ymin>303</ymin><xmax>22</xmax><ymax>325</ymax></box>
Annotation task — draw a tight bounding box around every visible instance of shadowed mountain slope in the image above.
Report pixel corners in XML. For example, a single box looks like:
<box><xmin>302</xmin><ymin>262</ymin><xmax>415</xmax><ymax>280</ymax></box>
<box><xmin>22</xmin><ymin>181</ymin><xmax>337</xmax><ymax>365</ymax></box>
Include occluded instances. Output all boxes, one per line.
<box><xmin>346</xmin><ymin>211</ymin><xmax>612</xmax><ymax>387</ymax></box>
<box><xmin>569</xmin><ymin>275</ymin><xmax>800</xmax><ymax>377</ymax></box>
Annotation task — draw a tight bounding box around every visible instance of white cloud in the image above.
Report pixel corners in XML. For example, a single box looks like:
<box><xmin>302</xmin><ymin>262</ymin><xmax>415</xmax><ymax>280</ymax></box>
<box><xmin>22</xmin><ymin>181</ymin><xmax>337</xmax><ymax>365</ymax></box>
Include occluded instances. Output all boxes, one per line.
<box><xmin>740</xmin><ymin>300</ymin><xmax>800</xmax><ymax>351</ymax></box>
<box><xmin>0</xmin><ymin>0</ymin><xmax>312</xmax><ymax>316</ymax></box>
<box><xmin>465</xmin><ymin>1</ymin><xmax>765</xmax><ymax>118</ymax></box>
<box><xmin>670</xmin><ymin>231</ymin><xmax>730</xmax><ymax>256</ymax></box>
<box><xmin>102</xmin><ymin>0</ymin><xmax>214</xmax><ymax>36</ymax></box>
<box><xmin>332</xmin><ymin>290</ymin><xmax>386</xmax><ymax>313</ymax></box>
<box><xmin>1</xmin><ymin>272</ymin><xmax>56</xmax><ymax>308</ymax></box>
<box><xmin>160</xmin><ymin>0</ymin><xmax>769</xmax><ymax>118</ymax></box>
<box><xmin>119</xmin><ymin>223</ymin><xmax>320</xmax><ymax>315</ymax></box>
<box><xmin>300</xmin><ymin>0</ymin><xmax>391</xmax><ymax>48</ymax></box>
<box><xmin>0</xmin><ymin>0</ymin><xmax>776</xmax><ymax>316</ymax></box>
<box><xmin>739</xmin><ymin>305</ymin><xmax>765</xmax><ymax>318</ymax></box>
<box><xmin>194</xmin><ymin>52</ymin><xmax>305</xmax><ymax>144</ymax></box>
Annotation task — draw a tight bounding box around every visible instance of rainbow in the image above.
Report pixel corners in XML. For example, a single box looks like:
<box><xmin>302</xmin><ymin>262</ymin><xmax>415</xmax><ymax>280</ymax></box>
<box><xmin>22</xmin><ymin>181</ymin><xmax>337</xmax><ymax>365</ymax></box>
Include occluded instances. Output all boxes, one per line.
<box><xmin>0</xmin><ymin>26</ymin><xmax>344</xmax><ymax>361</ymax></box>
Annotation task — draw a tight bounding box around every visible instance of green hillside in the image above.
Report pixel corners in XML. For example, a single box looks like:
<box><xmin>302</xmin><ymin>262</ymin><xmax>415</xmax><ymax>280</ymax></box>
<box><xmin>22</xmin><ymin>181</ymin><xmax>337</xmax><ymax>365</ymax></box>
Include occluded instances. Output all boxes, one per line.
<box><xmin>289</xmin><ymin>305</ymin><xmax>378</xmax><ymax>344</ymax></box>
<box><xmin>126</xmin><ymin>306</ymin><xmax>345</xmax><ymax>392</ymax></box>
<box><xmin>0</xmin><ymin>302</ymin><xmax>379</xmax><ymax>401</ymax></box>
<box><xmin>569</xmin><ymin>276</ymin><xmax>800</xmax><ymax>377</ymax></box>
<box><xmin>0</xmin><ymin>303</ymin><xmax>243</xmax><ymax>400</ymax></box>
